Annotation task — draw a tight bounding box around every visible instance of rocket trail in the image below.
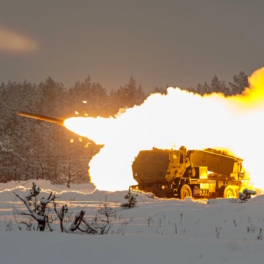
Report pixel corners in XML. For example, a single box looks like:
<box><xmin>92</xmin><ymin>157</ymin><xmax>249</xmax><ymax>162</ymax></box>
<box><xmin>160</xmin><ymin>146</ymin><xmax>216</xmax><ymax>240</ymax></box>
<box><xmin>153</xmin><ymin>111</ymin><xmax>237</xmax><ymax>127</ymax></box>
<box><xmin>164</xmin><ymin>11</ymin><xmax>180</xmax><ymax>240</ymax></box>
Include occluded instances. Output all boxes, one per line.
<box><xmin>17</xmin><ymin>112</ymin><xmax>65</xmax><ymax>126</ymax></box>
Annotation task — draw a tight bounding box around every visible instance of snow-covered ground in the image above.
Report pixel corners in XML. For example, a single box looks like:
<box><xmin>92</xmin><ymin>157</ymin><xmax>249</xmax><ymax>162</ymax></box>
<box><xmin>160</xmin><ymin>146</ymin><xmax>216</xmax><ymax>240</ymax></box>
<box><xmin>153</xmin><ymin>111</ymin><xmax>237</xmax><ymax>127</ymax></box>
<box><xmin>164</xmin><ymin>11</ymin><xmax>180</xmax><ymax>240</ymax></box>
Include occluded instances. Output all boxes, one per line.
<box><xmin>0</xmin><ymin>180</ymin><xmax>264</xmax><ymax>264</ymax></box>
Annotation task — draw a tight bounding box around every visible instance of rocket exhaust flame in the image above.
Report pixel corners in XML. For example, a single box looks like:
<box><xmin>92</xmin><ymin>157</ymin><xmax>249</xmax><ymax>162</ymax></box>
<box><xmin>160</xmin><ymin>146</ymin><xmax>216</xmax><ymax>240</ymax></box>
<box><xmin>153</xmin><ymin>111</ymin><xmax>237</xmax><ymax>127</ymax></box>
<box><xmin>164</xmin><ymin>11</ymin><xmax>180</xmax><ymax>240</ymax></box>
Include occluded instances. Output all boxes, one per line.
<box><xmin>18</xmin><ymin>67</ymin><xmax>264</xmax><ymax>192</ymax></box>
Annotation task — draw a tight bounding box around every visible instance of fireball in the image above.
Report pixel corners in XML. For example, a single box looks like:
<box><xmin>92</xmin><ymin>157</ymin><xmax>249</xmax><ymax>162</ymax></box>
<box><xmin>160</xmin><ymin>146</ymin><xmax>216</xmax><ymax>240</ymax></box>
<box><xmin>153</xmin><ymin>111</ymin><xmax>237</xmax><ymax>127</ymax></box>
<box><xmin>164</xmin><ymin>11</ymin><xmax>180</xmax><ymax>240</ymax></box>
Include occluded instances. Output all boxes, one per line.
<box><xmin>64</xmin><ymin>67</ymin><xmax>264</xmax><ymax>191</ymax></box>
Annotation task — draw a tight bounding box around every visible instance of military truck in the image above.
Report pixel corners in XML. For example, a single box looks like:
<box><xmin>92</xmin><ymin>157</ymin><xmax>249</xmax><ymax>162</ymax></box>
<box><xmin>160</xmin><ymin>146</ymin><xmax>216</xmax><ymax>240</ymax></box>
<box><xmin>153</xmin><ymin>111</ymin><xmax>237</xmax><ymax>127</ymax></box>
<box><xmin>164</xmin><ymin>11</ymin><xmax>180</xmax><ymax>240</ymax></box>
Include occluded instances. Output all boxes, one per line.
<box><xmin>131</xmin><ymin>146</ymin><xmax>248</xmax><ymax>199</ymax></box>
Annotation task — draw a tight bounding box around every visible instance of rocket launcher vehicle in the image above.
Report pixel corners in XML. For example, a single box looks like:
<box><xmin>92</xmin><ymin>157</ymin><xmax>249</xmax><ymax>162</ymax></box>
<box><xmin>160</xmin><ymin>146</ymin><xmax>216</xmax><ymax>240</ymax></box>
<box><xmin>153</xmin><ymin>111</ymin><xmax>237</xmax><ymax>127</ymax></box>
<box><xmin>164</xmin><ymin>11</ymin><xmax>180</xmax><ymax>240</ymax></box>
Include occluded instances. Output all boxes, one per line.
<box><xmin>131</xmin><ymin>146</ymin><xmax>248</xmax><ymax>199</ymax></box>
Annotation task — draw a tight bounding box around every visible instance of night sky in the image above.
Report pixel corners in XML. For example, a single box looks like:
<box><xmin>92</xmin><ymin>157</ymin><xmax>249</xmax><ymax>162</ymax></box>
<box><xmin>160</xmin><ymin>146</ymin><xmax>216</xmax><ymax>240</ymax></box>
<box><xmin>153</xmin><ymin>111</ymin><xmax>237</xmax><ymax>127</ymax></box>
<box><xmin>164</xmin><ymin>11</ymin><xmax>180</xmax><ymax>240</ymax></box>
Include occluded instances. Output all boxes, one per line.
<box><xmin>0</xmin><ymin>0</ymin><xmax>263</xmax><ymax>93</ymax></box>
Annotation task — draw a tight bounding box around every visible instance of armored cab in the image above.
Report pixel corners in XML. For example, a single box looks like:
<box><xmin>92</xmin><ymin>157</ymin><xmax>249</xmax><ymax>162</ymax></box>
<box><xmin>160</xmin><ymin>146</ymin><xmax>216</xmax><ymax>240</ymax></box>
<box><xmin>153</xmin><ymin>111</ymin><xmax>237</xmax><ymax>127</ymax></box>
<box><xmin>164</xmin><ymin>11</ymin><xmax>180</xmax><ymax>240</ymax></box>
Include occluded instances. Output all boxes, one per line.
<box><xmin>132</xmin><ymin>149</ymin><xmax>170</xmax><ymax>185</ymax></box>
<box><xmin>132</xmin><ymin>146</ymin><xmax>195</xmax><ymax>198</ymax></box>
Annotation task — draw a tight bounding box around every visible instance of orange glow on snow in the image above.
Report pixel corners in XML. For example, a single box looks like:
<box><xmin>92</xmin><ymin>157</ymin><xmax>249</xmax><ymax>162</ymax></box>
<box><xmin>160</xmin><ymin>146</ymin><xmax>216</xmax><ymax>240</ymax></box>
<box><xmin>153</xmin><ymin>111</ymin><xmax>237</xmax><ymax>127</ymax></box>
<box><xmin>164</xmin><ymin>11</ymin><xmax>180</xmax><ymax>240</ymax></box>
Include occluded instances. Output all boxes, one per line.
<box><xmin>64</xmin><ymin>67</ymin><xmax>264</xmax><ymax>191</ymax></box>
<box><xmin>0</xmin><ymin>27</ymin><xmax>38</xmax><ymax>54</ymax></box>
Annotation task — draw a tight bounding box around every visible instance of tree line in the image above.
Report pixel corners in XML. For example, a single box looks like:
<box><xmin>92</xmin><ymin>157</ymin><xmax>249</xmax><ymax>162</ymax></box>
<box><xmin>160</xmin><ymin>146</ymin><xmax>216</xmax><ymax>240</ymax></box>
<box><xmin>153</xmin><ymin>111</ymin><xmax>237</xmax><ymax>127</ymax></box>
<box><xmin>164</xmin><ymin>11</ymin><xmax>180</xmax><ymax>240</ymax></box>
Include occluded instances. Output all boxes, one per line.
<box><xmin>0</xmin><ymin>71</ymin><xmax>249</xmax><ymax>185</ymax></box>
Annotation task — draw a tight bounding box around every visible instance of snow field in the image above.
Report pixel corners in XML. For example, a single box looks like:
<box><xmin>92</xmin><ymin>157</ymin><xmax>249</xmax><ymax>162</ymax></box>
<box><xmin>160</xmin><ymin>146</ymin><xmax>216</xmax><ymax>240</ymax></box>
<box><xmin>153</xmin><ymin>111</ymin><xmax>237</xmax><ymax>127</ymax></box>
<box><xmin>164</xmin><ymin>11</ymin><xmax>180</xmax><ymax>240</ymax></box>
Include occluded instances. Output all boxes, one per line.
<box><xmin>0</xmin><ymin>180</ymin><xmax>264</xmax><ymax>263</ymax></box>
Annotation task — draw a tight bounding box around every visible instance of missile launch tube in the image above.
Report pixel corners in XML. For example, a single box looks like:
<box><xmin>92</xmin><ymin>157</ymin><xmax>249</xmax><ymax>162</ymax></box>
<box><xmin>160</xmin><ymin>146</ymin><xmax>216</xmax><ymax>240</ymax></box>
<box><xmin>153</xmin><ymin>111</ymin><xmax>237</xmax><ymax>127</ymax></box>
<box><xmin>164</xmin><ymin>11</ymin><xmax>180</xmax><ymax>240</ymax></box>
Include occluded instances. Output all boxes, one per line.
<box><xmin>17</xmin><ymin>111</ymin><xmax>65</xmax><ymax>126</ymax></box>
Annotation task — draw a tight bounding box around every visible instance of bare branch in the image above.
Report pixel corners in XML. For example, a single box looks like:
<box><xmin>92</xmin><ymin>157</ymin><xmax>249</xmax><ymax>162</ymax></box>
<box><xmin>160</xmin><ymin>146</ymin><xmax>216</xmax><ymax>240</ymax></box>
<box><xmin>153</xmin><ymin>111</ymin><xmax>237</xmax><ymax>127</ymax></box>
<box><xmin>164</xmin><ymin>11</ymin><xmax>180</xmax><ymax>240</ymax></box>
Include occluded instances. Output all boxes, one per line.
<box><xmin>40</xmin><ymin>192</ymin><xmax>57</xmax><ymax>206</ymax></box>
<box><xmin>46</xmin><ymin>216</ymin><xmax>53</xmax><ymax>232</ymax></box>
<box><xmin>123</xmin><ymin>217</ymin><xmax>133</xmax><ymax>225</ymax></box>
<box><xmin>70</xmin><ymin>169</ymin><xmax>81</xmax><ymax>176</ymax></box>
<box><xmin>17</xmin><ymin>212</ymin><xmax>34</xmax><ymax>217</ymax></box>
<box><xmin>53</xmin><ymin>202</ymin><xmax>68</xmax><ymax>232</ymax></box>
<box><xmin>80</xmin><ymin>218</ymin><xmax>98</xmax><ymax>234</ymax></box>
<box><xmin>13</xmin><ymin>208</ymin><xmax>32</xmax><ymax>230</ymax></box>
<box><xmin>14</xmin><ymin>192</ymin><xmax>44</xmax><ymax>222</ymax></box>
<box><xmin>67</xmin><ymin>211</ymin><xmax>85</xmax><ymax>232</ymax></box>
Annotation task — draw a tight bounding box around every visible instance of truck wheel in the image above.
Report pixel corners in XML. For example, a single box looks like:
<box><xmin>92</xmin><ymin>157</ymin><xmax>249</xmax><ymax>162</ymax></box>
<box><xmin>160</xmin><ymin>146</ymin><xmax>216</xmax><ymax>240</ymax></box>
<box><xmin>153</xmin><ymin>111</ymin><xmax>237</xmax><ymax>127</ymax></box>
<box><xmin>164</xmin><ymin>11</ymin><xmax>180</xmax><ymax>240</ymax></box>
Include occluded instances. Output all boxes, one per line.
<box><xmin>223</xmin><ymin>186</ymin><xmax>237</xmax><ymax>198</ymax></box>
<box><xmin>179</xmin><ymin>184</ymin><xmax>192</xmax><ymax>200</ymax></box>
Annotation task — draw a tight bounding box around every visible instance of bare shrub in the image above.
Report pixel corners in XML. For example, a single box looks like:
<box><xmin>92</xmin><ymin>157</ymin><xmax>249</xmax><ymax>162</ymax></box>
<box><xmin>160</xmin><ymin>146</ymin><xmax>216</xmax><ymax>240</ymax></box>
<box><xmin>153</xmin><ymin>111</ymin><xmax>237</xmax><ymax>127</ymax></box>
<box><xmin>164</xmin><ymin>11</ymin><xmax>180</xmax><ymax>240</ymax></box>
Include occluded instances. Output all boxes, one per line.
<box><xmin>53</xmin><ymin>203</ymin><xmax>68</xmax><ymax>232</ymax></box>
<box><xmin>239</xmin><ymin>188</ymin><xmax>257</xmax><ymax>202</ymax></box>
<box><xmin>13</xmin><ymin>182</ymin><xmax>57</xmax><ymax>231</ymax></box>
<box><xmin>5</xmin><ymin>218</ymin><xmax>13</xmax><ymax>231</ymax></box>
<box><xmin>98</xmin><ymin>202</ymin><xmax>117</xmax><ymax>223</ymax></box>
<box><xmin>257</xmin><ymin>228</ymin><xmax>263</xmax><ymax>240</ymax></box>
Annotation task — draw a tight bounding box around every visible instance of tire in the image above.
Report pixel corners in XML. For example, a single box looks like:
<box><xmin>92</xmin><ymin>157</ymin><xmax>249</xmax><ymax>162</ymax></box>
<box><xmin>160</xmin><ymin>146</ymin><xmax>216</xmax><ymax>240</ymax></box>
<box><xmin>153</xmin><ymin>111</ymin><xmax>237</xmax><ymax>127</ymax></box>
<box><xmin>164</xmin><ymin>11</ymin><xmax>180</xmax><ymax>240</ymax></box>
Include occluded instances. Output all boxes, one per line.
<box><xmin>179</xmin><ymin>184</ymin><xmax>192</xmax><ymax>200</ymax></box>
<box><xmin>223</xmin><ymin>186</ymin><xmax>238</xmax><ymax>198</ymax></box>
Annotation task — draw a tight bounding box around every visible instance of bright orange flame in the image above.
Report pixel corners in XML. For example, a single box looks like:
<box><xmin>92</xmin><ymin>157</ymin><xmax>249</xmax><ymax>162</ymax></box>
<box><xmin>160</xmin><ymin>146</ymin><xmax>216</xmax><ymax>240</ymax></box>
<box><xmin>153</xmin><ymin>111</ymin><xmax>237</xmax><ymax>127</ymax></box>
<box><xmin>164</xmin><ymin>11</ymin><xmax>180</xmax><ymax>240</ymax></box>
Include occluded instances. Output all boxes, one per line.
<box><xmin>64</xmin><ymin>67</ymin><xmax>264</xmax><ymax>191</ymax></box>
<box><xmin>0</xmin><ymin>27</ymin><xmax>38</xmax><ymax>54</ymax></box>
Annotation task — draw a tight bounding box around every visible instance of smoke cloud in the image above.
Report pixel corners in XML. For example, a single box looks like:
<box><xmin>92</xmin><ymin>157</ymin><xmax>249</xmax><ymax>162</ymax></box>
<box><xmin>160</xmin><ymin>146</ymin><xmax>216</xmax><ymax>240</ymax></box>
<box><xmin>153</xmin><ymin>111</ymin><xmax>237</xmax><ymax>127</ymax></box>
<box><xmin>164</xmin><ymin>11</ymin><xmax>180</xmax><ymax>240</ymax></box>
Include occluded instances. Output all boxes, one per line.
<box><xmin>65</xmin><ymin>67</ymin><xmax>264</xmax><ymax>191</ymax></box>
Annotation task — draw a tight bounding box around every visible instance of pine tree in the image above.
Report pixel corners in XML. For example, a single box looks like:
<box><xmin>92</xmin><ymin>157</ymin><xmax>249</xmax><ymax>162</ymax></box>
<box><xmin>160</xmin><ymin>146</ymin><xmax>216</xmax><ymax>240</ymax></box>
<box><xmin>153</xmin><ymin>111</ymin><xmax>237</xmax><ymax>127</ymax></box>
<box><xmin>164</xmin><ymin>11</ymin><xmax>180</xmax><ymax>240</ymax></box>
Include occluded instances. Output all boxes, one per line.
<box><xmin>229</xmin><ymin>71</ymin><xmax>249</xmax><ymax>95</ymax></box>
<box><xmin>210</xmin><ymin>75</ymin><xmax>222</xmax><ymax>93</ymax></box>
<box><xmin>153</xmin><ymin>87</ymin><xmax>167</xmax><ymax>94</ymax></box>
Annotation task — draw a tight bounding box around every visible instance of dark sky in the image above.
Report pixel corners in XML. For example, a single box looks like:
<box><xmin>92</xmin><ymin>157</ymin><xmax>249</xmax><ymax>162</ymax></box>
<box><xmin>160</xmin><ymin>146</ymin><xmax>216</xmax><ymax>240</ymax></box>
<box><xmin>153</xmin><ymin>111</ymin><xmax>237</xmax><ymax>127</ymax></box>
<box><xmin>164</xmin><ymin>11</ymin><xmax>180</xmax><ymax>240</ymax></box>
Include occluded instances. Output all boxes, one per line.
<box><xmin>0</xmin><ymin>0</ymin><xmax>263</xmax><ymax>93</ymax></box>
